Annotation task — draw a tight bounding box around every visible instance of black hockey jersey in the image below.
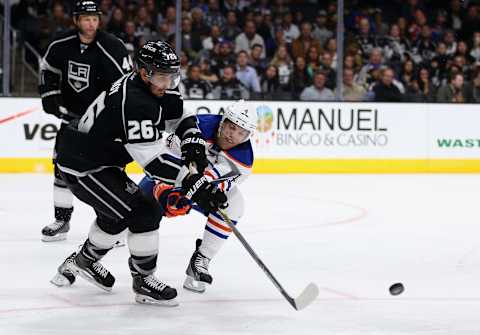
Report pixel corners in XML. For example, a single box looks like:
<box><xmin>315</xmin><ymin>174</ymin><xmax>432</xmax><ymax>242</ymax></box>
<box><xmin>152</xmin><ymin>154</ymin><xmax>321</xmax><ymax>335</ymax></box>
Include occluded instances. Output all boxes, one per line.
<box><xmin>39</xmin><ymin>29</ymin><xmax>131</xmax><ymax>117</ymax></box>
<box><xmin>56</xmin><ymin>73</ymin><xmax>199</xmax><ymax>179</ymax></box>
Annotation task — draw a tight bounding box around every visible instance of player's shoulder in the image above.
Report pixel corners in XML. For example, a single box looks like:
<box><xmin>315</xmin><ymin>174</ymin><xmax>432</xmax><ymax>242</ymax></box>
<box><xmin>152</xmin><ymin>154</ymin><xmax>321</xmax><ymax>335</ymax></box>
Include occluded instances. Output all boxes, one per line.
<box><xmin>47</xmin><ymin>29</ymin><xmax>77</xmax><ymax>48</ymax></box>
<box><xmin>226</xmin><ymin>140</ymin><xmax>254</xmax><ymax>168</ymax></box>
<box><xmin>197</xmin><ymin>114</ymin><xmax>221</xmax><ymax>141</ymax></box>
<box><xmin>124</xmin><ymin>75</ymin><xmax>161</xmax><ymax>120</ymax></box>
<box><xmin>96</xmin><ymin>31</ymin><xmax>127</xmax><ymax>52</ymax></box>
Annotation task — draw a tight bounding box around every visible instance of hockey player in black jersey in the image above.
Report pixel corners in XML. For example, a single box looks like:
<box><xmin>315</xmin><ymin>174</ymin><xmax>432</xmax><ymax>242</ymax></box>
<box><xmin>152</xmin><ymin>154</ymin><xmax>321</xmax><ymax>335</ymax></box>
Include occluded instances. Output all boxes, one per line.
<box><xmin>39</xmin><ymin>0</ymin><xmax>132</xmax><ymax>242</ymax></box>
<box><xmin>52</xmin><ymin>41</ymin><xmax>227</xmax><ymax>306</ymax></box>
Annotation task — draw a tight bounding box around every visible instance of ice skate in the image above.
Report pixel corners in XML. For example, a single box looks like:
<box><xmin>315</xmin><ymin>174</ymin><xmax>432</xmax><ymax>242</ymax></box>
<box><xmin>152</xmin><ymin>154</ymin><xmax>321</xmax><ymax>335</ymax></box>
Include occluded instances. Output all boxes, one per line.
<box><xmin>183</xmin><ymin>239</ymin><xmax>212</xmax><ymax>293</ymax></box>
<box><xmin>129</xmin><ymin>258</ymin><xmax>178</xmax><ymax>307</ymax></box>
<box><xmin>70</xmin><ymin>250</ymin><xmax>115</xmax><ymax>292</ymax></box>
<box><xmin>41</xmin><ymin>220</ymin><xmax>70</xmax><ymax>242</ymax></box>
<box><xmin>50</xmin><ymin>252</ymin><xmax>77</xmax><ymax>287</ymax></box>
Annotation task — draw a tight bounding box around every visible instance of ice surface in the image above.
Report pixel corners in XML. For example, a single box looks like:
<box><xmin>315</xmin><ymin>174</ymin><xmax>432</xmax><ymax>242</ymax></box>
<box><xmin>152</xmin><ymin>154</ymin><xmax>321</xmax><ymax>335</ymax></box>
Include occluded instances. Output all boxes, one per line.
<box><xmin>1</xmin><ymin>173</ymin><xmax>480</xmax><ymax>334</ymax></box>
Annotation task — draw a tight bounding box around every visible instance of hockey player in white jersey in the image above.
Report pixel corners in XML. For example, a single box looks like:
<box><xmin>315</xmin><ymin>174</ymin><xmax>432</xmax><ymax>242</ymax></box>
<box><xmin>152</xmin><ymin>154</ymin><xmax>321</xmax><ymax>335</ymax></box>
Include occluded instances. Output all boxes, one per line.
<box><xmin>139</xmin><ymin>99</ymin><xmax>257</xmax><ymax>293</ymax></box>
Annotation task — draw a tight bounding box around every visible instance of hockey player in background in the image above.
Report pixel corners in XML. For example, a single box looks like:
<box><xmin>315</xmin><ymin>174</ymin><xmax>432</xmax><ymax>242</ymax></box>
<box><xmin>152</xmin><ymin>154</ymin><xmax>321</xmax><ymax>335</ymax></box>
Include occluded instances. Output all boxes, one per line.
<box><xmin>139</xmin><ymin>99</ymin><xmax>256</xmax><ymax>293</ymax></box>
<box><xmin>52</xmin><ymin>40</ymin><xmax>227</xmax><ymax>306</ymax></box>
<box><xmin>39</xmin><ymin>0</ymin><xmax>132</xmax><ymax>242</ymax></box>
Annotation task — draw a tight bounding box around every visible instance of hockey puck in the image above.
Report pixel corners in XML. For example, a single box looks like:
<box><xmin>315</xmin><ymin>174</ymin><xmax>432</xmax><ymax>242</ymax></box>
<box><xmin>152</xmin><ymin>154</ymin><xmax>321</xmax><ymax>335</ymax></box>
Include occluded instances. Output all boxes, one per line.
<box><xmin>389</xmin><ymin>283</ymin><xmax>404</xmax><ymax>296</ymax></box>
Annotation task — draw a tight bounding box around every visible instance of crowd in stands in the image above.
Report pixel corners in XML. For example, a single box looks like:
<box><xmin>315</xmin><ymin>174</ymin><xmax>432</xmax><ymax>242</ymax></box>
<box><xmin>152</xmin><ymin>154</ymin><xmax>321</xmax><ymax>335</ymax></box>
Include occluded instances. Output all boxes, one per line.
<box><xmin>10</xmin><ymin>0</ymin><xmax>480</xmax><ymax>102</ymax></box>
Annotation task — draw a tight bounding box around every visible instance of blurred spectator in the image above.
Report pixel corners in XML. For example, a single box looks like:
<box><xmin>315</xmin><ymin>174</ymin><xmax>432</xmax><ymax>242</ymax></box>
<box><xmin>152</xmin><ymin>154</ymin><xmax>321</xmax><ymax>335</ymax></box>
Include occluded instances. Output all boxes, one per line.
<box><xmin>412</xmin><ymin>25</ymin><xmax>436</xmax><ymax>65</ymax></box>
<box><xmin>179</xmin><ymin>64</ymin><xmax>214</xmax><ymax>99</ymax></box>
<box><xmin>223</xmin><ymin>11</ymin><xmax>242</xmax><ymax>42</ymax></box>
<box><xmin>40</xmin><ymin>2</ymin><xmax>72</xmax><ymax>49</ymax></box>
<box><xmin>180</xmin><ymin>51</ymin><xmax>190</xmax><ymax>79</ymax></box>
<box><xmin>145</xmin><ymin>0</ymin><xmax>161</xmax><ymax>27</ymax></box>
<box><xmin>356</xmin><ymin>17</ymin><xmax>378</xmax><ymax>61</ymax></box>
<box><xmin>249</xmin><ymin>44</ymin><xmax>268</xmax><ymax>75</ymax></box>
<box><xmin>357</xmin><ymin>47</ymin><xmax>384</xmax><ymax>88</ymax></box>
<box><xmin>99</xmin><ymin>0</ymin><xmax>113</xmax><ymax>26</ymax></box>
<box><xmin>305</xmin><ymin>45</ymin><xmax>321</xmax><ymax>80</ymax></box>
<box><xmin>106</xmin><ymin>7</ymin><xmax>126</xmax><ymax>40</ymax></box>
<box><xmin>443</xmin><ymin>30</ymin><xmax>458</xmax><ymax>57</ymax></box>
<box><xmin>372</xmin><ymin>8</ymin><xmax>388</xmax><ymax>38</ymax></box>
<box><xmin>253</xmin><ymin>10</ymin><xmax>274</xmax><ymax>51</ymax></box>
<box><xmin>135</xmin><ymin>6</ymin><xmax>156</xmax><ymax>40</ymax></box>
<box><xmin>235</xmin><ymin>20</ymin><xmax>266</xmax><ymax>58</ymax></box>
<box><xmin>291</xmin><ymin>21</ymin><xmax>322</xmax><ymax>59</ymax></box>
<box><xmin>372</xmin><ymin>67</ymin><xmax>403</xmax><ymax>102</ymax></box>
<box><xmin>383</xmin><ymin>24</ymin><xmax>411</xmax><ymax>70</ymax></box>
<box><xmin>300</xmin><ymin>70</ymin><xmax>335</xmax><ymax>101</ymax></box>
<box><xmin>199</xmin><ymin>59</ymin><xmax>219</xmax><ymax>84</ymax></box>
<box><xmin>270</xmin><ymin>45</ymin><xmax>293</xmax><ymax>90</ymax></box>
<box><xmin>202</xmin><ymin>24</ymin><xmax>223</xmax><ymax>51</ymax></box>
<box><xmin>470</xmin><ymin>32</ymin><xmax>480</xmax><ymax>63</ymax></box>
<box><xmin>280</xmin><ymin>11</ymin><xmax>300</xmax><ymax>45</ymax></box>
<box><xmin>400</xmin><ymin>59</ymin><xmax>416</xmax><ymax>88</ymax></box>
<box><xmin>338</xmin><ymin>68</ymin><xmax>366</xmax><ymax>101</ymax></box>
<box><xmin>191</xmin><ymin>7</ymin><xmax>209</xmax><ymax>37</ymax></box>
<box><xmin>324</xmin><ymin>37</ymin><xmax>338</xmax><ymax>70</ymax></box>
<box><xmin>406</xmin><ymin>67</ymin><xmax>436</xmax><ymax>102</ymax></box>
<box><xmin>312</xmin><ymin>10</ymin><xmax>333</xmax><ymax>47</ymax></box>
<box><xmin>181</xmin><ymin>17</ymin><xmax>203</xmax><ymax>59</ymax></box>
<box><xmin>161</xmin><ymin>5</ymin><xmax>177</xmax><ymax>36</ymax></box>
<box><xmin>467</xmin><ymin>66</ymin><xmax>480</xmax><ymax>103</ymax></box>
<box><xmin>319</xmin><ymin>51</ymin><xmax>336</xmax><ymax>90</ymax></box>
<box><xmin>449</xmin><ymin>0</ymin><xmax>464</xmax><ymax>32</ymax></box>
<box><xmin>212</xmin><ymin>65</ymin><xmax>250</xmax><ymax>99</ymax></box>
<box><xmin>290</xmin><ymin>56</ymin><xmax>310</xmax><ymax>99</ymax></box>
<box><xmin>236</xmin><ymin>50</ymin><xmax>261</xmax><ymax>95</ymax></box>
<box><xmin>123</xmin><ymin>20</ymin><xmax>142</xmax><ymax>52</ymax></box>
<box><xmin>209</xmin><ymin>40</ymin><xmax>236</xmax><ymax>76</ymax></box>
<box><xmin>260</xmin><ymin>65</ymin><xmax>285</xmax><ymax>100</ymax></box>
<box><xmin>205</xmin><ymin>0</ymin><xmax>226</xmax><ymax>29</ymax></box>
<box><xmin>436</xmin><ymin>72</ymin><xmax>469</xmax><ymax>103</ymax></box>
<box><xmin>461</xmin><ymin>4</ymin><xmax>480</xmax><ymax>41</ymax></box>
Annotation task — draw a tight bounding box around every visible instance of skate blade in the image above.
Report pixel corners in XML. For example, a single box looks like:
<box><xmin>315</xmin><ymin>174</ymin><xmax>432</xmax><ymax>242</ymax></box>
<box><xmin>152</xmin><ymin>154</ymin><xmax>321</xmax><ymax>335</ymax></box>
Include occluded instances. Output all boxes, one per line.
<box><xmin>70</xmin><ymin>263</ymin><xmax>113</xmax><ymax>292</ymax></box>
<box><xmin>135</xmin><ymin>294</ymin><xmax>179</xmax><ymax>307</ymax></box>
<box><xmin>183</xmin><ymin>276</ymin><xmax>206</xmax><ymax>293</ymax></box>
<box><xmin>41</xmin><ymin>233</ymin><xmax>68</xmax><ymax>242</ymax></box>
<box><xmin>50</xmin><ymin>273</ymin><xmax>73</xmax><ymax>287</ymax></box>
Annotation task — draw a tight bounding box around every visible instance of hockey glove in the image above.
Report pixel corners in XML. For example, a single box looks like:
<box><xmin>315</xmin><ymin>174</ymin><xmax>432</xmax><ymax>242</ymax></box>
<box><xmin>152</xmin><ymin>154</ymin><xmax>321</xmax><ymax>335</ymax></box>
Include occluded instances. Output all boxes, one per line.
<box><xmin>42</xmin><ymin>94</ymin><xmax>78</xmax><ymax>123</ymax></box>
<box><xmin>180</xmin><ymin>133</ymin><xmax>208</xmax><ymax>174</ymax></box>
<box><xmin>153</xmin><ymin>183</ymin><xmax>192</xmax><ymax>218</ymax></box>
<box><xmin>182</xmin><ymin>174</ymin><xmax>228</xmax><ymax>214</ymax></box>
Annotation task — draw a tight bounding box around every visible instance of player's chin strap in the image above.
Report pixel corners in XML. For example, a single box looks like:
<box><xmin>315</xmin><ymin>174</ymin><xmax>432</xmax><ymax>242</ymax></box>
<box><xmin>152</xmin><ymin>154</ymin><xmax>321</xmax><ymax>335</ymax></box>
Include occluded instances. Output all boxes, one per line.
<box><xmin>188</xmin><ymin>163</ymin><xmax>319</xmax><ymax>311</ymax></box>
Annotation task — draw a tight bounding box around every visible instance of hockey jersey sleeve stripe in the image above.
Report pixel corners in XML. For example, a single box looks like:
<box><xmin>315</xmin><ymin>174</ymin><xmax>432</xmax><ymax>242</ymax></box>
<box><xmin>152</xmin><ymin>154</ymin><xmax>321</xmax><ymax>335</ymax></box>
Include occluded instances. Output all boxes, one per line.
<box><xmin>40</xmin><ymin>59</ymin><xmax>62</xmax><ymax>75</ymax></box>
<box><xmin>224</xmin><ymin>150</ymin><xmax>253</xmax><ymax>169</ymax></box>
<box><xmin>41</xmin><ymin>90</ymin><xmax>62</xmax><ymax>98</ymax></box>
<box><xmin>96</xmin><ymin>41</ymin><xmax>125</xmax><ymax>75</ymax></box>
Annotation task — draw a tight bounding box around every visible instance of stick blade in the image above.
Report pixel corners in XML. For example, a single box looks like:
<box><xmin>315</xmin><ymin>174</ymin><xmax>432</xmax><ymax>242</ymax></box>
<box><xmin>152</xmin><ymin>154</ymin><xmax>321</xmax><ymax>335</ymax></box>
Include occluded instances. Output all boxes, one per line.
<box><xmin>293</xmin><ymin>283</ymin><xmax>319</xmax><ymax>311</ymax></box>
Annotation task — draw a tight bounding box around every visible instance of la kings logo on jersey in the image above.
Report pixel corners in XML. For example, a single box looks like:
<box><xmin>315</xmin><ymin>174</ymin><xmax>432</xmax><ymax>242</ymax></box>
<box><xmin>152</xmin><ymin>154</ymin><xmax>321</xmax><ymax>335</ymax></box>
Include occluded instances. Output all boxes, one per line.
<box><xmin>68</xmin><ymin>61</ymin><xmax>90</xmax><ymax>93</ymax></box>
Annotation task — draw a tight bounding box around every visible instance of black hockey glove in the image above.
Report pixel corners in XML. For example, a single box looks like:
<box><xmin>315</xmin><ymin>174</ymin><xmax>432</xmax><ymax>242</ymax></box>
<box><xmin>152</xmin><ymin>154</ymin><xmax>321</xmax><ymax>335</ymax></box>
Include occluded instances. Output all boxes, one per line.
<box><xmin>180</xmin><ymin>133</ymin><xmax>208</xmax><ymax>174</ymax></box>
<box><xmin>182</xmin><ymin>173</ymin><xmax>228</xmax><ymax>214</ymax></box>
<box><xmin>42</xmin><ymin>94</ymin><xmax>78</xmax><ymax>123</ymax></box>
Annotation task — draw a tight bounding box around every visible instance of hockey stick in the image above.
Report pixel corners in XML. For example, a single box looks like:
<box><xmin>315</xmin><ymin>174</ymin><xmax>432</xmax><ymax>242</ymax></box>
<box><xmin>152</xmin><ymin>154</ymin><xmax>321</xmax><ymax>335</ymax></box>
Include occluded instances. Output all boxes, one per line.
<box><xmin>187</xmin><ymin>164</ymin><xmax>319</xmax><ymax>310</ymax></box>
<box><xmin>217</xmin><ymin>208</ymin><xmax>319</xmax><ymax>311</ymax></box>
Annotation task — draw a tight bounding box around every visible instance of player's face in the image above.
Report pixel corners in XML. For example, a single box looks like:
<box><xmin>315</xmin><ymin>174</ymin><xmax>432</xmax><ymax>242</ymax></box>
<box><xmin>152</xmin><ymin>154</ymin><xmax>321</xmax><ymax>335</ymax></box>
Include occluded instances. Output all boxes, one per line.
<box><xmin>217</xmin><ymin>119</ymin><xmax>250</xmax><ymax>150</ymax></box>
<box><xmin>76</xmin><ymin>15</ymin><xmax>99</xmax><ymax>40</ymax></box>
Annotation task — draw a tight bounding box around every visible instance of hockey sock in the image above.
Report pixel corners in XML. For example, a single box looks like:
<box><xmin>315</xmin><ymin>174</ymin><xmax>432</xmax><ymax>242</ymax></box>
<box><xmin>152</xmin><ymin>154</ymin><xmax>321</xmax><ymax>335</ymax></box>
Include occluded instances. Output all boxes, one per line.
<box><xmin>81</xmin><ymin>238</ymin><xmax>111</xmax><ymax>261</ymax></box>
<box><xmin>53</xmin><ymin>176</ymin><xmax>74</xmax><ymax>221</ymax></box>
<box><xmin>88</xmin><ymin>220</ymin><xmax>125</xmax><ymax>250</ymax></box>
<box><xmin>199</xmin><ymin>212</ymin><xmax>238</xmax><ymax>259</ymax></box>
<box><xmin>127</xmin><ymin>230</ymin><xmax>159</xmax><ymax>275</ymax></box>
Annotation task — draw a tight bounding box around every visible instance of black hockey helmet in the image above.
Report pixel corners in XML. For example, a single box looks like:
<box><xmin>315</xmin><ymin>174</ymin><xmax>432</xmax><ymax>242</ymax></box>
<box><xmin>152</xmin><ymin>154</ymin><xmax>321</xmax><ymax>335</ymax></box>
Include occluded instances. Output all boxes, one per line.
<box><xmin>136</xmin><ymin>41</ymin><xmax>181</xmax><ymax>89</ymax></box>
<box><xmin>73</xmin><ymin>0</ymin><xmax>102</xmax><ymax>17</ymax></box>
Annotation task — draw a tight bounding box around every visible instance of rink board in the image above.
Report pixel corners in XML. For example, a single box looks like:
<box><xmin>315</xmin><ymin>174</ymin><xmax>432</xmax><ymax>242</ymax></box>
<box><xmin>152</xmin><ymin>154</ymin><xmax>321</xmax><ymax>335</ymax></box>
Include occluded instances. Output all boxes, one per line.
<box><xmin>0</xmin><ymin>98</ymin><xmax>479</xmax><ymax>173</ymax></box>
